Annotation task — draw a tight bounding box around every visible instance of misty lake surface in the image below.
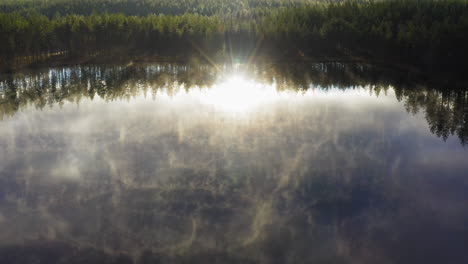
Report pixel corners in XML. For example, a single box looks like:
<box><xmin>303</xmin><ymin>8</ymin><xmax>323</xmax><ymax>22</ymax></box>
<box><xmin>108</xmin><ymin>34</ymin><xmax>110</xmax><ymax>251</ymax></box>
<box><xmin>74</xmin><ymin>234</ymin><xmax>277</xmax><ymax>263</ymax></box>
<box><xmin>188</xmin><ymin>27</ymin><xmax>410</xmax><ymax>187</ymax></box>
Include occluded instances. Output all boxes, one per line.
<box><xmin>0</xmin><ymin>63</ymin><xmax>467</xmax><ymax>264</ymax></box>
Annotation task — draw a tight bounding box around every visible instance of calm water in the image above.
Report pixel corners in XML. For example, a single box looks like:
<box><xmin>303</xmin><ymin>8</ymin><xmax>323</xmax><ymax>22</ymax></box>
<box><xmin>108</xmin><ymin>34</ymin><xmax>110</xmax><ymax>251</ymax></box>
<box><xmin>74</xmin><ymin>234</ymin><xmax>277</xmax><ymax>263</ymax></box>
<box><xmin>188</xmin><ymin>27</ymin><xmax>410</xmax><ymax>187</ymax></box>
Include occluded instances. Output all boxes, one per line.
<box><xmin>0</xmin><ymin>63</ymin><xmax>467</xmax><ymax>264</ymax></box>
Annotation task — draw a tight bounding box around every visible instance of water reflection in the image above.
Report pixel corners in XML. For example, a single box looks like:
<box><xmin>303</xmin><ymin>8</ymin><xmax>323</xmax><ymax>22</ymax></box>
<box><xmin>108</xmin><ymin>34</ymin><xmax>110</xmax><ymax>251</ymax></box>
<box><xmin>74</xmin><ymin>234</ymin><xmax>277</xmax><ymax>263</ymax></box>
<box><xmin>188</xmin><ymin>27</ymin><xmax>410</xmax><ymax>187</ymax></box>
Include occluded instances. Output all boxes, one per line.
<box><xmin>1</xmin><ymin>63</ymin><xmax>467</xmax><ymax>144</ymax></box>
<box><xmin>0</xmin><ymin>63</ymin><xmax>467</xmax><ymax>264</ymax></box>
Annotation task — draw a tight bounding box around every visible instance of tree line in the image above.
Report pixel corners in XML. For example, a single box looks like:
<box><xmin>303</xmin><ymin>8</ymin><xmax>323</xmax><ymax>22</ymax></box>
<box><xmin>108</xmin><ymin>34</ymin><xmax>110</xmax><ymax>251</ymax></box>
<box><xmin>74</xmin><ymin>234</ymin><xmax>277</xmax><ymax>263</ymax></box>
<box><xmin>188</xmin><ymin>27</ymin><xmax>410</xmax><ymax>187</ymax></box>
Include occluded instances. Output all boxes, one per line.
<box><xmin>1</xmin><ymin>0</ymin><xmax>468</xmax><ymax>71</ymax></box>
<box><xmin>0</xmin><ymin>0</ymin><xmax>312</xmax><ymax>17</ymax></box>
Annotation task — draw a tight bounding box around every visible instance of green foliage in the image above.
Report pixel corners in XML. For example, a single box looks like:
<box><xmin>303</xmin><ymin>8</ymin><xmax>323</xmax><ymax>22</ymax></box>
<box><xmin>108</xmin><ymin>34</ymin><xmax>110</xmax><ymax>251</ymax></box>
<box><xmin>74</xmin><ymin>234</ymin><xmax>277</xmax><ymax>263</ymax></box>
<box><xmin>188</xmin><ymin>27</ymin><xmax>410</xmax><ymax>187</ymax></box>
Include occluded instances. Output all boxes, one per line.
<box><xmin>1</xmin><ymin>0</ymin><xmax>468</xmax><ymax>69</ymax></box>
<box><xmin>0</xmin><ymin>11</ymin><xmax>224</xmax><ymax>59</ymax></box>
<box><xmin>0</xmin><ymin>0</ymin><xmax>315</xmax><ymax>17</ymax></box>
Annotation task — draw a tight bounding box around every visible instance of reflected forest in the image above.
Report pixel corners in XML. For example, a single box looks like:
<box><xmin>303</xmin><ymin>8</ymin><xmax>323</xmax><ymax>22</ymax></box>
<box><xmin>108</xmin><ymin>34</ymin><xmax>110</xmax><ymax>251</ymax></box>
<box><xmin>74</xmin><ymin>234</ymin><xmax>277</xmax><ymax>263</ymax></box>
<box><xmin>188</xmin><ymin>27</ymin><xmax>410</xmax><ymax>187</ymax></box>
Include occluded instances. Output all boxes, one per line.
<box><xmin>1</xmin><ymin>63</ymin><xmax>468</xmax><ymax>145</ymax></box>
<box><xmin>1</xmin><ymin>1</ymin><xmax>468</xmax><ymax>264</ymax></box>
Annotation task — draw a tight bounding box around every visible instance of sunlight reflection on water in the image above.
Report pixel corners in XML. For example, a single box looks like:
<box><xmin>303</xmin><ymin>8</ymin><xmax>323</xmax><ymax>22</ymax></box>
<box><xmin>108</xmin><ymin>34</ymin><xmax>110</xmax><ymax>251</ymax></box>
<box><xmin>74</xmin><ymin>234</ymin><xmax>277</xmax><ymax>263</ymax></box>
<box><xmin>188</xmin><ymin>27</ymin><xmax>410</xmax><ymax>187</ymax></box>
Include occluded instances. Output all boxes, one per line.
<box><xmin>0</xmin><ymin>64</ymin><xmax>467</xmax><ymax>264</ymax></box>
<box><xmin>145</xmin><ymin>72</ymin><xmax>398</xmax><ymax>116</ymax></box>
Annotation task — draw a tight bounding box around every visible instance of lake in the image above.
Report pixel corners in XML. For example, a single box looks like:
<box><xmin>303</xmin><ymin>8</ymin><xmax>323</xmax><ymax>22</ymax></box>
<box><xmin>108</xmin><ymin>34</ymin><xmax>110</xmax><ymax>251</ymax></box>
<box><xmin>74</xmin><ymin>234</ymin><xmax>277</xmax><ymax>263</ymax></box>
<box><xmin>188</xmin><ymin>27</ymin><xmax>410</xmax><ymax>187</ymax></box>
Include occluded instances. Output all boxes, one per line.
<box><xmin>0</xmin><ymin>62</ymin><xmax>467</xmax><ymax>264</ymax></box>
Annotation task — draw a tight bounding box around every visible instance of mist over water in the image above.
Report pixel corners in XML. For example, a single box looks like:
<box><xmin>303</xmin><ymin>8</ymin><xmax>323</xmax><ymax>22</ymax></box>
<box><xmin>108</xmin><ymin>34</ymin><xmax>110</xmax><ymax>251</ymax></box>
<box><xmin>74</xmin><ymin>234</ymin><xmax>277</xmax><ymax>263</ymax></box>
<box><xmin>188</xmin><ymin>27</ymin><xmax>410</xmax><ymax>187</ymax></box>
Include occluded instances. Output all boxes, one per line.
<box><xmin>0</xmin><ymin>63</ymin><xmax>467</xmax><ymax>264</ymax></box>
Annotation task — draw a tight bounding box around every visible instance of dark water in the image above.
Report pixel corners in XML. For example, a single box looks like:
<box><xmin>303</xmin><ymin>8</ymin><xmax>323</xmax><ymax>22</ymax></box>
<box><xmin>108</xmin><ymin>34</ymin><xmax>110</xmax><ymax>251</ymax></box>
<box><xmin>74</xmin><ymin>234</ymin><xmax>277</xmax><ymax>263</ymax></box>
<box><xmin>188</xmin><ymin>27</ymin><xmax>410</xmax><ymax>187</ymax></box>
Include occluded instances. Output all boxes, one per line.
<box><xmin>0</xmin><ymin>63</ymin><xmax>467</xmax><ymax>264</ymax></box>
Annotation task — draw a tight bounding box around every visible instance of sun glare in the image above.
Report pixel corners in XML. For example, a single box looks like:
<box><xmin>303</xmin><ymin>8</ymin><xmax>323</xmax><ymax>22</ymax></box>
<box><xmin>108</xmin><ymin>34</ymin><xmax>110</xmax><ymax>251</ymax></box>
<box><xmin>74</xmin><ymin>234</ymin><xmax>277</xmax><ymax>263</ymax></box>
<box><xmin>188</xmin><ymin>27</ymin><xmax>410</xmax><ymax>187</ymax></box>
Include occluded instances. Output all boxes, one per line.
<box><xmin>195</xmin><ymin>74</ymin><xmax>282</xmax><ymax>114</ymax></box>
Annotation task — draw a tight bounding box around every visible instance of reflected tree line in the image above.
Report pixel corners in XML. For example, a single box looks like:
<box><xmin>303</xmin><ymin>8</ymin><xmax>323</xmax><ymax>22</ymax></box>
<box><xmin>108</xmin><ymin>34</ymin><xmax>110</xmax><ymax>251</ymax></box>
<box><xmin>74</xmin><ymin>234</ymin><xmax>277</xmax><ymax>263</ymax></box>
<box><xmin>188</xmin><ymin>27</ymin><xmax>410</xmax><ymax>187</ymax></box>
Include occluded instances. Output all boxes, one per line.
<box><xmin>1</xmin><ymin>62</ymin><xmax>467</xmax><ymax>145</ymax></box>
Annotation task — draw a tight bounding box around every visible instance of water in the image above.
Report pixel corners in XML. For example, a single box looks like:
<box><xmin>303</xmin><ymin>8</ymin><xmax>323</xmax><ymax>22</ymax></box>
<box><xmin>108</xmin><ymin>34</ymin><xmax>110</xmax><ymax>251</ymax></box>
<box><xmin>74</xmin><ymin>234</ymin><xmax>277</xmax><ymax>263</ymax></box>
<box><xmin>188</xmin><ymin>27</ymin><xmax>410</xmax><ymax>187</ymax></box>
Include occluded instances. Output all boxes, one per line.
<box><xmin>0</xmin><ymin>63</ymin><xmax>467</xmax><ymax>264</ymax></box>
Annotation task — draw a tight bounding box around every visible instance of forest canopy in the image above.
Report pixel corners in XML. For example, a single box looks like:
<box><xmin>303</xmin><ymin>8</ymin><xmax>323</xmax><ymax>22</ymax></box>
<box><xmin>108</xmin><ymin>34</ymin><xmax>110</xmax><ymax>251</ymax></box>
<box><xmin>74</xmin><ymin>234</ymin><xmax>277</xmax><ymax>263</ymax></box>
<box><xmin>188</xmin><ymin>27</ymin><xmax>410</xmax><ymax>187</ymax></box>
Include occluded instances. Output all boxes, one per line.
<box><xmin>0</xmin><ymin>0</ymin><xmax>317</xmax><ymax>17</ymax></box>
<box><xmin>1</xmin><ymin>0</ymin><xmax>468</xmax><ymax>71</ymax></box>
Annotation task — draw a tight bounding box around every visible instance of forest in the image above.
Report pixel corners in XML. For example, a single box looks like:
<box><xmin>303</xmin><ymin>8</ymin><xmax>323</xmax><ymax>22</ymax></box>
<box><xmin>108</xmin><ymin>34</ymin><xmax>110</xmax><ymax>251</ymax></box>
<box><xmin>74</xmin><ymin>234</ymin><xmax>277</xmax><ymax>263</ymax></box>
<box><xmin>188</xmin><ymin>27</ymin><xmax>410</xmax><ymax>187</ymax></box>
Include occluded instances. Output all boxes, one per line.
<box><xmin>1</xmin><ymin>0</ymin><xmax>468</xmax><ymax>72</ymax></box>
